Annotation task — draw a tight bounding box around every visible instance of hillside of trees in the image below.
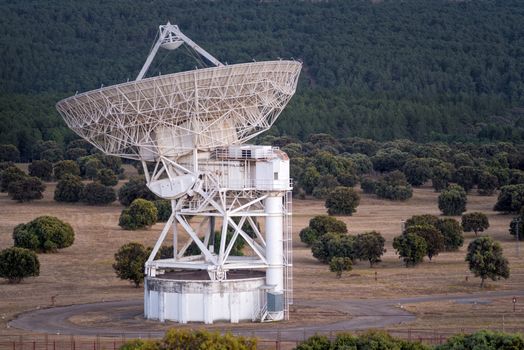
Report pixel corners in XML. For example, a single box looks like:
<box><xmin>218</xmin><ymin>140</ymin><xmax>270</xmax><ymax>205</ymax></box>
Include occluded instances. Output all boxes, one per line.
<box><xmin>1</xmin><ymin>0</ymin><xmax>524</xmax><ymax>160</ymax></box>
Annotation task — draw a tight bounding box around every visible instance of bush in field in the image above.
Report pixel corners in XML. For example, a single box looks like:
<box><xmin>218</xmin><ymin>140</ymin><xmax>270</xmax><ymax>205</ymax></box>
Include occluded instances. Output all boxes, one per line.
<box><xmin>13</xmin><ymin>216</ymin><xmax>74</xmax><ymax>253</ymax></box>
<box><xmin>28</xmin><ymin>160</ymin><xmax>53</xmax><ymax>181</ymax></box>
<box><xmin>405</xmin><ymin>214</ymin><xmax>439</xmax><ymax>229</ymax></box>
<box><xmin>435</xmin><ymin>330</ymin><xmax>524</xmax><ymax>350</ymax></box>
<box><xmin>405</xmin><ymin>225</ymin><xmax>445</xmax><ymax>261</ymax></box>
<box><xmin>54</xmin><ymin>174</ymin><xmax>84</xmax><ymax>202</ymax></box>
<box><xmin>461</xmin><ymin>212</ymin><xmax>490</xmax><ymax>236</ymax></box>
<box><xmin>375</xmin><ymin>170</ymin><xmax>413</xmax><ymax>200</ymax></box>
<box><xmin>299</xmin><ymin>215</ymin><xmax>348</xmax><ymax>246</ymax></box>
<box><xmin>297</xmin><ymin>331</ymin><xmax>429</xmax><ymax>350</ymax></box>
<box><xmin>438</xmin><ymin>184</ymin><xmax>467</xmax><ymax>215</ymax></box>
<box><xmin>154</xmin><ymin>199</ymin><xmax>172</xmax><ymax>222</ymax></box>
<box><xmin>360</xmin><ymin>177</ymin><xmax>377</xmax><ymax>194</ymax></box>
<box><xmin>405</xmin><ymin>215</ymin><xmax>463</xmax><ymax>251</ymax></box>
<box><xmin>431</xmin><ymin>162</ymin><xmax>454</xmax><ymax>192</ymax></box>
<box><xmin>466</xmin><ymin>236</ymin><xmax>509</xmax><ymax>287</ymax></box>
<box><xmin>454</xmin><ymin>166</ymin><xmax>477</xmax><ymax>192</ymax></box>
<box><xmin>393</xmin><ymin>232</ymin><xmax>427</xmax><ymax>267</ymax></box>
<box><xmin>436</xmin><ymin>218</ymin><xmax>464</xmax><ymax>251</ymax></box>
<box><xmin>312</xmin><ymin>232</ymin><xmax>357</xmax><ymax>263</ymax></box>
<box><xmin>0</xmin><ymin>144</ymin><xmax>20</xmax><ymax>162</ymax></box>
<box><xmin>120</xmin><ymin>328</ymin><xmax>257</xmax><ymax>350</ymax></box>
<box><xmin>329</xmin><ymin>257</ymin><xmax>353</xmax><ymax>278</ymax></box>
<box><xmin>119</xmin><ymin>199</ymin><xmax>158</xmax><ymax>230</ymax></box>
<box><xmin>53</xmin><ymin>160</ymin><xmax>80</xmax><ymax>180</ymax></box>
<box><xmin>354</xmin><ymin>231</ymin><xmax>386</xmax><ymax>267</ymax></box>
<box><xmin>494</xmin><ymin>184</ymin><xmax>524</xmax><ymax>213</ymax></box>
<box><xmin>477</xmin><ymin>171</ymin><xmax>498</xmax><ymax>196</ymax></box>
<box><xmin>8</xmin><ymin>176</ymin><xmax>45</xmax><ymax>202</ymax></box>
<box><xmin>64</xmin><ymin>147</ymin><xmax>88</xmax><ymax>161</ymax></box>
<box><xmin>371</xmin><ymin>148</ymin><xmax>411</xmax><ymax>172</ymax></box>
<box><xmin>402</xmin><ymin>158</ymin><xmax>433</xmax><ymax>186</ymax></box>
<box><xmin>118</xmin><ymin>176</ymin><xmax>157</xmax><ymax>206</ymax></box>
<box><xmin>113</xmin><ymin>242</ymin><xmax>149</xmax><ymax>288</ymax></box>
<box><xmin>0</xmin><ymin>166</ymin><xmax>26</xmax><ymax>192</ymax></box>
<box><xmin>97</xmin><ymin>168</ymin><xmax>118</xmax><ymax>186</ymax></box>
<box><xmin>0</xmin><ymin>247</ymin><xmax>39</xmax><ymax>283</ymax></box>
<box><xmin>300</xmin><ymin>166</ymin><xmax>320</xmax><ymax>195</ymax></box>
<box><xmin>81</xmin><ymin>182</ymin><xmax>116</xmax><ymax>205</ymax></box>
<box><xmin>325</xmin><ymin>186</ymin><xmax>360</xmax><ymax>215</ymax></box>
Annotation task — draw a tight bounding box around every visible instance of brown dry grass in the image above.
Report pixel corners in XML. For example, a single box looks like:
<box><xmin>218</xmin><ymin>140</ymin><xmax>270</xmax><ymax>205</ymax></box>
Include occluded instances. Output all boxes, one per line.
<box><xmin>0</xmin><ymin>172</ymin><xmax>523</xmax><ymax>335</ymax></box>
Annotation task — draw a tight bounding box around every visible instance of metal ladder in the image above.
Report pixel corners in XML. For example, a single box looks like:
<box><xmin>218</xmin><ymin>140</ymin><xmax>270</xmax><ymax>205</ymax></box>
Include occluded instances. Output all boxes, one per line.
<box><xmin>283</xmin><ymin>190</ymin><xmax>293</xmax><ymax>320</ymax></box>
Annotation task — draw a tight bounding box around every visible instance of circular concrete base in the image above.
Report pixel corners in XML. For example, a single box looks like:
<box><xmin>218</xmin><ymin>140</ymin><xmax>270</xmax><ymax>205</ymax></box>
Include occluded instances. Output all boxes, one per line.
<box><xmin>144</xmin><ymin>270</ymin><xmax>266</xmax><ymax>324</ymax></box>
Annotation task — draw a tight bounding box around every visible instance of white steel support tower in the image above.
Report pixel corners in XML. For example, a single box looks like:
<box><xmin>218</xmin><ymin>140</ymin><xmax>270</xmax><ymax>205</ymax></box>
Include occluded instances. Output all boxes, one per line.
<box><xmin>56</xmin><ymin>22</ymin><xmax>301</xmax><ymax>323</ymax></box>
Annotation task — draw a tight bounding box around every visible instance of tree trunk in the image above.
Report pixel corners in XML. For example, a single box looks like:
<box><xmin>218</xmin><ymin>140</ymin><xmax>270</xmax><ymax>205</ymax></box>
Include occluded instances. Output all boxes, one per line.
<box><xmin>480</xmin><ymin>278</ymin><xmax>485</xmax><ymax>288</ymax></box>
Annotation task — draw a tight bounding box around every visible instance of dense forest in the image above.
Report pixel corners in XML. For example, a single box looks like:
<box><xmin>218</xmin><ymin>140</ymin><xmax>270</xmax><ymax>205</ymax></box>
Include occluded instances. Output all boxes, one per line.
<box><xmin>1</xmin><ymin>0</ymin><xmax>524</xmax><ymax>159</ymax></box>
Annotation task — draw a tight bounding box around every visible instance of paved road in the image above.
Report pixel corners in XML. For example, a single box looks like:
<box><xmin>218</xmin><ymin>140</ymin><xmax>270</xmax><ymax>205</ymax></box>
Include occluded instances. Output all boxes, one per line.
<box><xmin>9</xmin><ymin>290</ymin><xmax>524</xmax><ymax>341</ymax></box>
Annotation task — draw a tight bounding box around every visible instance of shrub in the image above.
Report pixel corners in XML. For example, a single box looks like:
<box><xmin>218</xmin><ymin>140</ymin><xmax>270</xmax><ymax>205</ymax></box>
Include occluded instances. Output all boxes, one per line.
<box><xmin>82</xmin><ymin>182</ymin><xmax>116</xmax><ymax>205</ymax></box>
<box><xmin>64</xmin><ymin>147</ymin><xmax>88</xmax><ymax>161</ymax></box>
<box><xmin>360</xmin><ymin>177</ymin><xmax>377</xmax><ymax>194</ymax></box>
<box><xmin>299</xmin><ymin>227</ymin><xmax>318</xmax><ymax>246</ymax></box>
<box><xmin>119</xmin><ymin>199</ymin><xmax>158</xmax><ymax>230</ymax></box>
<box><xmin>494</xmin><ymin>184</ymin><xmax>524</xmax><ymax>213</ymax></box>
<box><xmin>454</xmin><ymin>166</ymin><xmax>477</xmax><ymax>192</ymax></box>
<box><xmin>461</xmin><ymin>212</ymin><xmax>490</xmax><ymax>236</ymax></box>
<box><xmin>403</xmin><ymin>158</ymin><xmax>433</xmax><ymax>186</ymax></box>
<box><xmin>312</xmin><ymin>232</ymin><xmax>357</xmax><ymax>263</ymax></box>
<box><xmin>84</xmin><ymin>158</ymin><xmax>102</xmax><ymax>179</ymax></box>
<box><xmin>154</xmin><ymin>199</ymin><xmax>172</xmax><ymax>222</ymax></box>
<box><xmin>121</xmin><ymin>329</ymin><xmax>257</xmax><ymax>350</ymax></box>
<box><xmin>375</xmin><ymin>171</ymin><xmax>413</xmax><ymax>200</ymax></box>
<box><xmin>0</xmin><ymin>247</ymin><xmax>39</xmax><ymax>283</ymax></box>
<box><xmin>118</xmin><ymin>176</ymin><xmax>157</xmax><ymax>206</ymax></box>
<box><xmin>477</xmin><ymin>171</ymin><xmax>498</xmax><ymax>196</ymax></box>
<box><xmin>436</xmin><ymin>218</ymin><xmax>464</xmax><ymax>251</ymax></box>
<box><xmin>355</xmin><ymin>231</ymin><xmax>386</xmax><ymax>267</ymax></box>
<box><xmin>113</xmin><ymin>242</ymin><xmax>149</xmax><ymax>287</ymax></box>
<box><xmin>336</xmin><ymin>172</ymin><xmax>358</xmax><ymax>187</ymax></box>
<box><xmin>438</xmin><ymin>185</ymin><xmax>467</xmax><ymax>215</ymax></box>
<box><xmin>310</xmin><ymin>215</ymin><xmax>347</xmax><ymax>234</ymax></box>
<box><xmin>371</xmin><ymin>148</ymin><xmax>411</xmax><ymax>172</ymax></box>
<box><xmin>28</xmin><ymin>160</ymin><xmax>53</xmax><ymax>181</ymax></box>
<box><xmin>405</xmin><ymin>214</ymin><xmax>439</xmax><ymax>229</ymax></box>
<box><xmin>329</xmin><ymin>257</ymin><xmax>352</xmax><ymax>278</ymax></box>
<box><xmin>0</xmin><ymin>144</ymin><xmax>20</xmax><ymax>162</ymax></box>
<box><xmin>325</xmin><ymin>186</ymin><xmax>360</xmax><ymax>215</ymax></box>
<box><xmin>333</xmin><ymin>331</ymin><xmax>428</xmax><ymax>350</ymax></box>
<box><xmin>13</xmin><ymin>216</ymin><xmax>75</xmax><ymax>253</ymax></box>
<box><xmin>346</xmin><ymin>153</ymin><xmax>373</xmax><ymax>175</ymax></box>
<box><xmin>393</xmin><ymin>232</ymin><xmax>427</xmax><ymax>267</ymax></box>
<box><xmin>8</xmin><ymin>176</ymin><xmax>45</xmax><ymax>202</ymax></box>
<box><xmin>436</xmin><ymin>330</ymin><xmax>524</xmax><ymax>350</ymax></box>
<box><xmin>431</xmin><ymin>162</ymin><xmax>454</xmax><ymax>192</ymax></box>
<box><xmin>300</xmin><ymin>166</ymin><xmax>320</xmax><ymax>195</ymax></box>
<box><xmin>0</xmin><ymin>166</ymin><xmax>26</xmax><ymax>192</ymax></box>
<box><xmin>312</xmin><ymin>174</ymin><xmax>339</xmax><ymax>199</ymax></box>
<box><xmin>97</xmin><ymin>168</ymin><xmax>118</xmax><ymax>186</ymax></box>
<box><xmin>406</xmin><ymin>215</ymin><xmax>463</xmax><ymax>251</ymax></box>
<box><xmin>54</xmin><ymin>174</ymin><xmax>84</xmax><ymax>202</ymax></box>
<box><xmin>406</xmin><ymin>225</ymin><xmax>445</xmax><ymax>261</ymax></box>
<box><xmin>53</xmin><ymin>160</ymin><xmax>80</xmax><ymax>180</ymax></box>
<box><xmin>466</xmin><ymin>236</ymin><xmax>509</xmax><ymax>287</ymax></box>
<box><xmin>40</xmin><ymin>148</ymin><xmax>64</xmax><ymax>163</ymax></box>
<box><xmin>295</xmin><ymin>334</ymin><xmax>331</xmax><ymax>350</ymax></box>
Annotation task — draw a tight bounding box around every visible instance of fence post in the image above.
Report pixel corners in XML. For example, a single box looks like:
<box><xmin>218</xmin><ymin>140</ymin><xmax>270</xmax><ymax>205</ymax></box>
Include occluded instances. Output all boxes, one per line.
<box><xmin>12</xmin><ymin>341</ymin><xmax>15</xmax><ymax>350</ymax></box>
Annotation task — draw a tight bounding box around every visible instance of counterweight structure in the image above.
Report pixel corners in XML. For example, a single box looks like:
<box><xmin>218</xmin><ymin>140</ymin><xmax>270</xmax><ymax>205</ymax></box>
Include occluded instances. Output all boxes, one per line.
<box><xmin>56</xmin><ymin>23</ymin><xmax>301</xmax><ymax>323</ymax></box>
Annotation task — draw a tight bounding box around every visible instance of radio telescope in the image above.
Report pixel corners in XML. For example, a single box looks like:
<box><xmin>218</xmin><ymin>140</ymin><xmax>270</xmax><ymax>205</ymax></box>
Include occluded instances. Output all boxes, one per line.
<box><xmin>57</xmin><ymin>22</ymin><xmax>301</xmax><ymax>323</ymax></box>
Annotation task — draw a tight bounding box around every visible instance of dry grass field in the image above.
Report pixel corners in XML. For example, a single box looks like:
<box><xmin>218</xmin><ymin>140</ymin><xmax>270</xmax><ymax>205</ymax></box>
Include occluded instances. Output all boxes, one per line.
<box><xmin>0</xmin><ymin>170</ymin><xmax>523</xmax><ymax>335</ymax></box>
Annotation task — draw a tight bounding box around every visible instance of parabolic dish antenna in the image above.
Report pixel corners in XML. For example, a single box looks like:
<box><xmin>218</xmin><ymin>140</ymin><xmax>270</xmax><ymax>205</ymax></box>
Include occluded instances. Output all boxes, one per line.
<box><xmin>57</xmin><ymin>22</ymin><xmax>301</xmax><ymax>162</ymax></box>
<box><xmin>56</xmin><ymin>22</ymin><xmax>301</xmax><ymax>324</ymax></box>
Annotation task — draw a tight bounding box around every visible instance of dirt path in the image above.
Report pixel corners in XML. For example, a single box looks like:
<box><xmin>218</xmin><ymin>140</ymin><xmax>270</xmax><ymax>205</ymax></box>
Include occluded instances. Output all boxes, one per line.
<box><xmin>10</xmin><ymin>290</ymin><xmax>524</xmax><ymax>340</ymax></box>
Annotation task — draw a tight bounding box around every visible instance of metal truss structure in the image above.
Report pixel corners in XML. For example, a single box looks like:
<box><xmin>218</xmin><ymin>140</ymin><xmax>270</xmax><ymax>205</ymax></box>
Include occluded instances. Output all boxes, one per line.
<box><xmin>56</xmin><ymin>22</ymin><xmax>301</xmax><ymax>323</ymax></box>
